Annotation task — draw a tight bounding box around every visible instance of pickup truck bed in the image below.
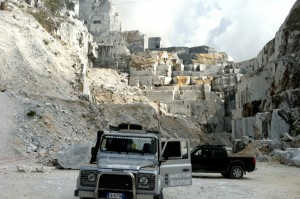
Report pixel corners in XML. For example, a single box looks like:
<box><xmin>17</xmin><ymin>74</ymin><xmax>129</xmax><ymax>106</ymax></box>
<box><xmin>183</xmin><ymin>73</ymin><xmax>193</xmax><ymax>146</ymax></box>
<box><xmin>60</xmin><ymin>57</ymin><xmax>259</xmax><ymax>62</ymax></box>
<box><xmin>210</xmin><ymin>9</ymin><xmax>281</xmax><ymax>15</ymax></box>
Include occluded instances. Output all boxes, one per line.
<box><xmin>191</xmin><ymin>145</ymin><xmax>256</xmax><ymax>179</ymax></box>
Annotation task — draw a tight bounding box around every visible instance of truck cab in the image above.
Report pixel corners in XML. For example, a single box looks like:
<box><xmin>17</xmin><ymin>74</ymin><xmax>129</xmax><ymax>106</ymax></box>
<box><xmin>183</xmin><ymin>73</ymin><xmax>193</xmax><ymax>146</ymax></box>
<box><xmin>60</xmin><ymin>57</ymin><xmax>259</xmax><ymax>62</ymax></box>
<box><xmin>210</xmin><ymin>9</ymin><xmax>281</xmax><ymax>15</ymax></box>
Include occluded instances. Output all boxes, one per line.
<box><xmin>74</xmin><ymin>124</ymin><xmax>192</xmax><ymax>199</ymax></box>
<box><xmin>191</xmin><ymin>145</ymin><xmax>256</xmax><ymax>179</ymax></box>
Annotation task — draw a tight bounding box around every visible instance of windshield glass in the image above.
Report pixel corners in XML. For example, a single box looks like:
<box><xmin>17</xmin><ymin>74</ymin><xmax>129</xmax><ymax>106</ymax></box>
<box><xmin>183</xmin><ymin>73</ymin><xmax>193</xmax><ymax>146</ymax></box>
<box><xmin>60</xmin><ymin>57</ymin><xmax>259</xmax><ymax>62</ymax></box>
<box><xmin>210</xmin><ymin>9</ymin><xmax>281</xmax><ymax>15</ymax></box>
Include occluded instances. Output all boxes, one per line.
<box><xmin>100</xmin><ymin>135</ymin><xmax>157</xmax><ymax>154</ymax></box>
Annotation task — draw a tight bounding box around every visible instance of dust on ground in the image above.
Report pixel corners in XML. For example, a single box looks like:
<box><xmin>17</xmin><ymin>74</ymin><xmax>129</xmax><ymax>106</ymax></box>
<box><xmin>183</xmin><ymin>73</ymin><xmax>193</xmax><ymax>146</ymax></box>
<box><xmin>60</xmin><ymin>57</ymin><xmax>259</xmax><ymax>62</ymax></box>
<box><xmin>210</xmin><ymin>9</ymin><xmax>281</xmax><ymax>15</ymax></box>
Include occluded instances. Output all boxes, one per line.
<box><xmin>0</xmin><ymin>161</ymin><xmax>299</xmax><ymax>199</ymax></box>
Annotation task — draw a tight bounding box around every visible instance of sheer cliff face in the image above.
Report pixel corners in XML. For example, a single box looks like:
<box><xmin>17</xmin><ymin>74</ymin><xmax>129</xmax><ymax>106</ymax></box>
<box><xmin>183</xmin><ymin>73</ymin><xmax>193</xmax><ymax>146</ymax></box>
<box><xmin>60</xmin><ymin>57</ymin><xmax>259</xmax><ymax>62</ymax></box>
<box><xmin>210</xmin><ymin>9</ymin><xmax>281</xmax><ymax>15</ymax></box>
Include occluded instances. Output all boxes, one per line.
<box><xmin>252</xmin><ymin>1</ymin><xmax>300</xmax><ymax>67</ymax></box>
<box><xmin>270</xmin><ymin>1</ymin><xmax>300</xmax><ymax>96</ymax></box>
<box><xmin>235</xmin><ymin>0</ymin><xmax>300</xmax><ymax>108</ymax></box>
<box><xmin>232</xmin><ymin>0</ymin><xmax>300</xmax><ymax>139</ymax></box>
<box><xmin>257</xmin><ymin>0</ymin><xmax>300</xmax><ymax>99</ymax></box>
<box><xmin>276</xmin><ymin>1</ymin><xmax>300</xmax><ymax>59</ymax></box>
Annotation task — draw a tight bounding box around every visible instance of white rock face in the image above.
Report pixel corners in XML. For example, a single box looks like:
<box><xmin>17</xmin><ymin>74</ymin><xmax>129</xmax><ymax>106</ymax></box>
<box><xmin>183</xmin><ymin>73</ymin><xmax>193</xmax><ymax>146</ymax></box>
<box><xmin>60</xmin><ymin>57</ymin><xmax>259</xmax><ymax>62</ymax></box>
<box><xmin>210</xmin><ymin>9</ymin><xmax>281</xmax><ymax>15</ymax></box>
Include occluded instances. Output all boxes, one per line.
<box><xmin>79</xmin><ymin>0</ymin><xmax>121</xmax><ymax>33</ymax></box>
<box><xmin>89</xmin><ymin>1</ymin><xmax>122</xmax><ymax>35</ymax></box>
<box><xmin>78</xmin><ymin>0</ymin><xmax>131</xmax><ymax>68</ymax></box>
<box><xmin>270</xmin><ymin>110</ymin><xmax>290</xmax><ymax>139</ymax></box>
<box><xmin>0</xmin><ymin>6</ymin><xmax>78</xmax><ymax>99</ymax></box>
<box><xmin>231</xmin><ymin>1</ymin><xmax>300</xmax><ymax>140</ymax></box>
<box><xmin>56</xmin><ymin>18</ymin><xmax>95</xmax><ymax>96</ymax></box>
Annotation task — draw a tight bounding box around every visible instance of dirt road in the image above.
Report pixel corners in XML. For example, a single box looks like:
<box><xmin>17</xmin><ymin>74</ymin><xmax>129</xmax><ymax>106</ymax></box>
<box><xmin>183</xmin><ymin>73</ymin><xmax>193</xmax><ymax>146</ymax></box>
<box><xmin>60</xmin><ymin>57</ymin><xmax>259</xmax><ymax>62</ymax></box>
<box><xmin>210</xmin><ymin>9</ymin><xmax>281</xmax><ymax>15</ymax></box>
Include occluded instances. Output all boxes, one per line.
<box><xmin>0</xmin><ymin>162</ymin><xmax>299</xmax><ymax>199</ymax></box>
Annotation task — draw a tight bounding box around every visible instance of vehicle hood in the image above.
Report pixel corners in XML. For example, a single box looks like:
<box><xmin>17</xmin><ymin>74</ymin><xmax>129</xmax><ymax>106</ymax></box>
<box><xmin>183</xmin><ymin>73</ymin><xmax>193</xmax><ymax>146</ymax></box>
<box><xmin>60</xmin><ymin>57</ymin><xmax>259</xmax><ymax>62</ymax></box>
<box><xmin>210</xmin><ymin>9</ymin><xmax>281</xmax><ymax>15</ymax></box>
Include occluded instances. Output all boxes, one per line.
<box><xmin>99</xmin><ymin>157</ymin><xmax>157</xmax><ymax>170</ymax></box>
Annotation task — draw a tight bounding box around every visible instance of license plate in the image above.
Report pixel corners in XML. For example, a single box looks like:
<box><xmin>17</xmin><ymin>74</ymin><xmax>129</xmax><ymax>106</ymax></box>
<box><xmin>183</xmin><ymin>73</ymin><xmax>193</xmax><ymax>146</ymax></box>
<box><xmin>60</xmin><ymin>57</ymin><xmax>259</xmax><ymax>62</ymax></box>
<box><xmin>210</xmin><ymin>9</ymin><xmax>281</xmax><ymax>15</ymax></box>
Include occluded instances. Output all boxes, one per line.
<box><xmin>107</xmin><ymin>192</ymin><xmax>123</xmax><ymax>199</ymax></box>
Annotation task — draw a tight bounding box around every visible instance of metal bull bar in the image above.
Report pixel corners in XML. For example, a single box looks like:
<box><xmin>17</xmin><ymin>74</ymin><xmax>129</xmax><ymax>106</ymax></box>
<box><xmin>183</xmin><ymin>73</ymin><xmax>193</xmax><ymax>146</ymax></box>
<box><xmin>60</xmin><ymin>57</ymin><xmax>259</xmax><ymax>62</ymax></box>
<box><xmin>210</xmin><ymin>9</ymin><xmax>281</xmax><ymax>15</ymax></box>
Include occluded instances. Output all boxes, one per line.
<box><xmin>95</xmin><ymin>172</ymin><xmax>137</xmax><ymax>199</ymax></box>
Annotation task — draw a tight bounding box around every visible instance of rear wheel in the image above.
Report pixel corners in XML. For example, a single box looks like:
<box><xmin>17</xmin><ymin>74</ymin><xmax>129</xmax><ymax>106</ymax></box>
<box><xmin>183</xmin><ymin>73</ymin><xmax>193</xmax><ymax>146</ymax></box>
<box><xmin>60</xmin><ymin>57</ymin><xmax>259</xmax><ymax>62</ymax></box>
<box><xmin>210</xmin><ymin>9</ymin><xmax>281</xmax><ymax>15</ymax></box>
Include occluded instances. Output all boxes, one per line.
<box><xmin>230</xmin><ymin>166</ymin><xmax>243</xmax><ymax>179</ymax></box>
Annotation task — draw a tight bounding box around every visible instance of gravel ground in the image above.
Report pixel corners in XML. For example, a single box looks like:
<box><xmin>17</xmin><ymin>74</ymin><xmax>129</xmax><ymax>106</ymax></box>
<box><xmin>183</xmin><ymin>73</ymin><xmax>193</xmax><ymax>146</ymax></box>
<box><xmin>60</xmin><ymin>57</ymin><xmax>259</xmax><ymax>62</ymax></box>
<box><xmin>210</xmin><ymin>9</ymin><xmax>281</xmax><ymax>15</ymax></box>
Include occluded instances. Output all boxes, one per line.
<box><xmin>0</xmin><ymin>161</ymin><xmax>300</xmax><ymax>199</ymax></box>
<box><xmin>0</xmin><ymin>93</ymin><xmax>20</xmax><ymax>160</ymax></box>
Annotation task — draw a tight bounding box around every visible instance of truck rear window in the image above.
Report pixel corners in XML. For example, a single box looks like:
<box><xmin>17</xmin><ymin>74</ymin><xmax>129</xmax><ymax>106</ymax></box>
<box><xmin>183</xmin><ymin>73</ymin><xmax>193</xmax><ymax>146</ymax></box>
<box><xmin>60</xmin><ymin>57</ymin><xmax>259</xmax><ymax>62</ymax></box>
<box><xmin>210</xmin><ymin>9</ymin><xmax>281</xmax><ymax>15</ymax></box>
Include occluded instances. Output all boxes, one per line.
<box><xmin>212</xmin><ymin>149</ymin><xmax>224</xmax><ymax>157</ymax></box>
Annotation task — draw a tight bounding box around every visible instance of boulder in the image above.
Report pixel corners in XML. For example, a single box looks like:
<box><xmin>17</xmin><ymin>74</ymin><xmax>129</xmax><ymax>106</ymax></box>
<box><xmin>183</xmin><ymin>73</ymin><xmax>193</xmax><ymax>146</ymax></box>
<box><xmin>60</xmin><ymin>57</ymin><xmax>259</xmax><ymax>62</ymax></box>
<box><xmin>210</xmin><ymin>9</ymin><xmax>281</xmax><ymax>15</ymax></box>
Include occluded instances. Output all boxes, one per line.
<box><xmin>26</xmin><ymin>143</ymin><xmax>38</xmax><ymax>154</ymax></box>
<box><xmin>54</xmin><ymin>143</ymin><xmax>92</xmax><ymax>169</ymax></box>
<box><xmin>292</xmin><ymin>149</ymin><xmax>300</xmax><ymax>167</ymax></box>
<box><xmin>272</xmin><ymin>148</ymin><xmax>300</xmax><ymax>167</ymax></box>
<box><xmin>269</xmin><ymin>139</ymin><xmax>284</xmax><ymax>150</ymax></box>
<box><xmin>272</xmin><ymin>149</ymin><xmax>294</xmax><ymax>165</ymax></box>
<box><xmin>290</xmin><ymin>135</ymin><xmax>300</xmax><ymax>148</ymax></box>
<box><xmin>0</xmin><ymin>84</ymin><xmax>6</xmax><ymax>92</ymax></box>
<box><xmin>281</xmin><ymin>132</ymin><xmax>294</xmax><ymax>142</ymax></box>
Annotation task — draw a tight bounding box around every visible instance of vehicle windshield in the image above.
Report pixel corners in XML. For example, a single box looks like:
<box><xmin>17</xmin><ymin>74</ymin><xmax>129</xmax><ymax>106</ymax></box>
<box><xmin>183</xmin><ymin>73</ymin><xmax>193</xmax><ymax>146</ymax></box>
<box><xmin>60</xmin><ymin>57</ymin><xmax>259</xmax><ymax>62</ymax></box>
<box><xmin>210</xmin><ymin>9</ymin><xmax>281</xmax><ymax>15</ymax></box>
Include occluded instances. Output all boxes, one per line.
<box><xmin>100</xmin><ymin>135</ymin><xmax>157</xmax><ymax>154</ymax></box>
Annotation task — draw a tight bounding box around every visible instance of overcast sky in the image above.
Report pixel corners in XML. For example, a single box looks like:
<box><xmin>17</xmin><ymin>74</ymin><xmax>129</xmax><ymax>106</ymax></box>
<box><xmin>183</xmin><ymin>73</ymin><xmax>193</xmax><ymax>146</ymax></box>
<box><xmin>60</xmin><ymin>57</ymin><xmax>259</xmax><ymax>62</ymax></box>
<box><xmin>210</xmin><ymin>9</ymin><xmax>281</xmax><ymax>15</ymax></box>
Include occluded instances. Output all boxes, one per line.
<box><xmin>111</xmin><ymin>0</ymin><xmax>297</xmax><ymax>61</ymax></box>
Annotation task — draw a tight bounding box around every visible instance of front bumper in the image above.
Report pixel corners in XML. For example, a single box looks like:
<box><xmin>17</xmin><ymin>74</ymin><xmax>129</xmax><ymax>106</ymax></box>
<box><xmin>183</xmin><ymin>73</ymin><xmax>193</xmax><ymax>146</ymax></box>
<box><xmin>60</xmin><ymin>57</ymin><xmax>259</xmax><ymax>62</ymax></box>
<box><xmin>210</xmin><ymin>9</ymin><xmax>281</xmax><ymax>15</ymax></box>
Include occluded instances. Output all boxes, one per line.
<box><xmin>75</xmin><ymin>172</ymin><xmax>140</xmax><ymax>199</ymax></box>
<box><xmin>75</xmin><ymin>171</ymin><xmax>159</xmax><ymax>198</ymax></box>
<box><xmin>74</xmin><ymin>189</ymin><xmax>95</xmax><ymax>198</ymax></box>
<box><xmin>74</xmin><ymin>190</ymin><xmax>154</xmax><ymax>199</ymax></box>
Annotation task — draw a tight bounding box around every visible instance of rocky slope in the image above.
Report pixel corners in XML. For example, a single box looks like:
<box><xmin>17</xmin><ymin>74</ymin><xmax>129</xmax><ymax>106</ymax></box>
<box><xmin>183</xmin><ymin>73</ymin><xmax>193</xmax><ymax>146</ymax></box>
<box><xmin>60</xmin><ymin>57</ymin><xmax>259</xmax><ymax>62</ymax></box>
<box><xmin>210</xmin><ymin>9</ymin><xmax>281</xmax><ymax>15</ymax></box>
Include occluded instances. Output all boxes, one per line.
<box><xmin>0</xmin><ymin>5</ymin><xmax>94</xmax><ymax>164</ymax></box>
<box><xmin>0</xmin><ymin>2</ymin><xmax>214</xmax><ymax>168</ymax></box>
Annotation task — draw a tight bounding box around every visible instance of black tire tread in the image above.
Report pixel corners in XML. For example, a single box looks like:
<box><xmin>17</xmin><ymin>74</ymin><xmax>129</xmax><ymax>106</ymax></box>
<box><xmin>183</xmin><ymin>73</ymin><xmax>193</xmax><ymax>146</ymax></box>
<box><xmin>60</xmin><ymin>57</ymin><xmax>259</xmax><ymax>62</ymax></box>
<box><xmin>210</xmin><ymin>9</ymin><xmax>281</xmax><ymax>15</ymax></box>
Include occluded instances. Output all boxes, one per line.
<box><xmin>230</xmin><ymin>165</ymin><xmax>244</xmax><ymax>179</ymax></box>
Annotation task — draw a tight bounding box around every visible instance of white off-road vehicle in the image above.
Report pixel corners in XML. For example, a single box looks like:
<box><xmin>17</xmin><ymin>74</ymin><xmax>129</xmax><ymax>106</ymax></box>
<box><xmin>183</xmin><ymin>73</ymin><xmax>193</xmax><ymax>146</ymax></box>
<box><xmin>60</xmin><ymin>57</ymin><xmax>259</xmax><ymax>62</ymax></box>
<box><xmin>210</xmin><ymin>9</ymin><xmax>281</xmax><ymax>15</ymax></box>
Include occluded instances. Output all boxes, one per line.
<box><xmin>74</xmin><ymin>123</ymin><xmax>192</xmax><ymax>199</ymax></box>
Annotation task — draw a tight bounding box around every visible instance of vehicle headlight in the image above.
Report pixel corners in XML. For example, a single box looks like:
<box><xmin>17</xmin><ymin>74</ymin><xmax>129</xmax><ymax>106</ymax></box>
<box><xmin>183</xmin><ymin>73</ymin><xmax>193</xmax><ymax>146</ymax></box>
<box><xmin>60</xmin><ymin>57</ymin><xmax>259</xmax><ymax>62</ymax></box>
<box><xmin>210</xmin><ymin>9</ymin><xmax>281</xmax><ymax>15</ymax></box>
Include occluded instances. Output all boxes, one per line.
<box><xmin>139</xmin><ymin>176</ymin><xmax>149</xmax><ymax>186</ymax></box>
<box><xmin>88</xmin><ymin>173</ymin><xmax>96</xmax><ymax>182</ymax></box>
<box><xmin>138</xmin><ymin>173</ymin><xmax>155</xmax><ymax>191</ymax></box>
<box><xmin>80</xmin><ymin>170</ymin><xmax>98</xmax><ymax>187</ymax></box>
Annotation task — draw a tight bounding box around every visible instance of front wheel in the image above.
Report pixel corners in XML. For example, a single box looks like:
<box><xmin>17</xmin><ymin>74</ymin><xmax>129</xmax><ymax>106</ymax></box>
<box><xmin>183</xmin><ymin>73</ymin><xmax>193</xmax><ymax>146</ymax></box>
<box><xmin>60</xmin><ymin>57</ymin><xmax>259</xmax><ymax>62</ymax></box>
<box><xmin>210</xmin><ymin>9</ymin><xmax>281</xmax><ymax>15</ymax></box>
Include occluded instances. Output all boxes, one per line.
<box><xmin>230</xmin><ymin>166</ymin><xmax>244</xmax><ymax>179</ymax></box>
<box><xmin>153</xmin><ymin>191</ymin><xmax>164</xmax><ymax>199</ymax></box>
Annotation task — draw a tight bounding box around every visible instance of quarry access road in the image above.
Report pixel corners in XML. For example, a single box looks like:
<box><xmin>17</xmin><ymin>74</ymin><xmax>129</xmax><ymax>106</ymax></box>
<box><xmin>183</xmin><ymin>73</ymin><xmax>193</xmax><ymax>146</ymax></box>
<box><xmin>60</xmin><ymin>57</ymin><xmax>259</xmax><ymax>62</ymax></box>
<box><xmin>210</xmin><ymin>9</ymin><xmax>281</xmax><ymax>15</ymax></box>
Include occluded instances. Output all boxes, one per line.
<box><xmin>0</xmin><ymin>162</ymin><xmax>299</xmax><ymax>199</ymax></box>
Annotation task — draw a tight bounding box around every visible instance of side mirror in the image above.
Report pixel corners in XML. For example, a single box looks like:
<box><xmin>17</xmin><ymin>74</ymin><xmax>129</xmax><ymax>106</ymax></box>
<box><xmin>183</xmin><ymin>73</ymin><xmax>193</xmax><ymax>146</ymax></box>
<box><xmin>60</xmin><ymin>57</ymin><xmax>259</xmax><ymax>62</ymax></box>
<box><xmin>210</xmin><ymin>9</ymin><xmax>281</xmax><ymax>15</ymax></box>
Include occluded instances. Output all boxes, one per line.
<box><xmin>90</xmin><ymin>131</ymin><xmax>103</xmax><ymax>164</ymax></box>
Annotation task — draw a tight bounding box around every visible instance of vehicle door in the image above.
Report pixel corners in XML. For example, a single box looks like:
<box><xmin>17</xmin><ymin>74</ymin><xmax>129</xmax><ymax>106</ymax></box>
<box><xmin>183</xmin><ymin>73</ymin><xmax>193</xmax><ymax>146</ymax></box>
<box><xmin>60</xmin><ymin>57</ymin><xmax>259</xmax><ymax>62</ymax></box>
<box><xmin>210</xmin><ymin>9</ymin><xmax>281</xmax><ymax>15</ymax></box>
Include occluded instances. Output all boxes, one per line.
<box><xmin>190</xmin><ymin>147</ymin><xmax>212</xmax><ymax>171</ymax></box>
<box><xmin>210</xmin><ymin>148</ymin><xmax>228</xmax><ymax>172</ymax></box>
<box><xmin>159</xmin><ymin>139</ymin><xmax>192</xmax><ymax>188</ymax></box>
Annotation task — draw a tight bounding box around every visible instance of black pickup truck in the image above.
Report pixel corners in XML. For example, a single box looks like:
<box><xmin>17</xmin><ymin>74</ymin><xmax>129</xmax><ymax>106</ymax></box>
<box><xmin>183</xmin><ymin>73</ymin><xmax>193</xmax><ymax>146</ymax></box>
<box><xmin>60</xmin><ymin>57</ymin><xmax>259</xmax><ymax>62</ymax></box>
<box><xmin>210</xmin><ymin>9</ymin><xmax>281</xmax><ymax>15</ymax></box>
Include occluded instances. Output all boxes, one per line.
<box><xmin>191</xmin><ymin>145</ymin><xmax>256</xmax><ymax>179</ymax></box>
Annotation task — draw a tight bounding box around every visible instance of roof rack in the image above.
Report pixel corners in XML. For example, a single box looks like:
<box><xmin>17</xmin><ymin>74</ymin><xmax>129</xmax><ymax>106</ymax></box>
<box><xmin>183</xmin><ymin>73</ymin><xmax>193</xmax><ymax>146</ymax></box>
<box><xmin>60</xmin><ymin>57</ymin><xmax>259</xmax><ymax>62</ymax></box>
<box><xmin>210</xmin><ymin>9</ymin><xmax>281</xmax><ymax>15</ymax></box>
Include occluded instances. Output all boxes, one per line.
<box><xmin>109</xmin><ymin>123</ymin><xmax>143</xmax><ymax>131</ymax></box>
<box><xmin>109</xmin><ymin>123</ymin><xmax>160</xmax><ymax>134</ymax></box>
<box><xmin>200</xmin><ymin>144</ymin><xmax>225</xmax><ymax>147</ymax></box>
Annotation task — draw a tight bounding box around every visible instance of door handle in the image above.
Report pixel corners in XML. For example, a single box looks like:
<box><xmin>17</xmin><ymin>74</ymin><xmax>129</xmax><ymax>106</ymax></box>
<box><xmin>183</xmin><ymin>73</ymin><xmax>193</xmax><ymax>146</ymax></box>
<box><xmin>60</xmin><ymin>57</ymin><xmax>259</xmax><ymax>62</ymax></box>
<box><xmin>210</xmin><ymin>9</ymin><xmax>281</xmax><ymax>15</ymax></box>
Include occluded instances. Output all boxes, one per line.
<box><xmin>182</xmin><ymin>168</ymin><xmax>190</xmax><ymax>172</ymax></box>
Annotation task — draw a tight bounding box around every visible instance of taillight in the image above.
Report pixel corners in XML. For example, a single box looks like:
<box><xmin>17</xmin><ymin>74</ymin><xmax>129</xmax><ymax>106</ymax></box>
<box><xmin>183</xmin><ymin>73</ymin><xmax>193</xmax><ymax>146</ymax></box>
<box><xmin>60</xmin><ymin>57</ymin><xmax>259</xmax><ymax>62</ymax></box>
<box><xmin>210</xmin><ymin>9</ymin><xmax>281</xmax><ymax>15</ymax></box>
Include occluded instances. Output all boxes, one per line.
<box><xmin>253</xmin><ymin>157</ymin><xmax>256</xmax><ymax>166</ymax></box>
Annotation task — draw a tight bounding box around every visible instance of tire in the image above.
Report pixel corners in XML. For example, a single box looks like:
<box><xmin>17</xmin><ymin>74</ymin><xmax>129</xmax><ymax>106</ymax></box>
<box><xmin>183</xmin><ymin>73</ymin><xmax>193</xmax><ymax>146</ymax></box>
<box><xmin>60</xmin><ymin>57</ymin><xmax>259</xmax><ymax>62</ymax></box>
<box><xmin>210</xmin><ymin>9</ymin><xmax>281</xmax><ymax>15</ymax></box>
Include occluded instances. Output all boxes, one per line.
<box><xmin>153</xmin><ymin>191</ymin><xmax>164</xmax><ymax>199</ymax></box>
<box><xmin>221</xmin><ymin>172</ymin><xmax>230</xmax><ymax>178</ymax></box>
<box><xmin>230</xmin><ymin>166</ymin><xmax>244</xmax><ymax>179</ymax></box>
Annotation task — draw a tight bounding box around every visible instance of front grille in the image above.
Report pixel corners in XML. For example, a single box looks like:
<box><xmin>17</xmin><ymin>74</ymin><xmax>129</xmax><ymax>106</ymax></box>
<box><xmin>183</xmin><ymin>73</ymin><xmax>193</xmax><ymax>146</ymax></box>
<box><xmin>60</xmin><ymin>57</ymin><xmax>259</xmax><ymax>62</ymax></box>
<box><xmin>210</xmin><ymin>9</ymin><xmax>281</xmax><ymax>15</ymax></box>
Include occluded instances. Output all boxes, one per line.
<box><xmin>99</xmin><ymin>174</ymin><xmax>133</xmax><ymax>190</ymax></box>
